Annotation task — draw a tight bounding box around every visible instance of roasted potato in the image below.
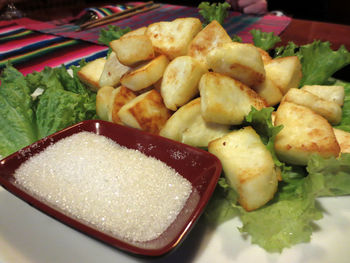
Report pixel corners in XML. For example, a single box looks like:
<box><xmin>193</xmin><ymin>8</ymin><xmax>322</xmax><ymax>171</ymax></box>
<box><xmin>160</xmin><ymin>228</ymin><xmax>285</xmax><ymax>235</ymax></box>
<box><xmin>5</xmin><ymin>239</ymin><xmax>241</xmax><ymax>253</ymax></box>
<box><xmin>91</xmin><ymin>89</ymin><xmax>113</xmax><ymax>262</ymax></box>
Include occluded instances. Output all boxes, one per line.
<box><xmin>333</xmin><ymin>128</ymin><xmax>350</xmax><ymax>154</ymax></box>
<box><xmin>96</xmin><ymin>85</ymin><xmax>114</xmax><ymax>121</ymax></box>
<box><xmin>110</xmin><ymin>86</ymin><xmax>137</xmax><ymax>124</ymax></box>
<box><xmin>159</xmin><ymin>98</ymin><xmax>230</xmax><ymax>147</ymax></box>
<box><xmin>252</xmin><ymin>71</ymin><xmax>283</xmax><ymax>106</ymax></box>
<box><xmin>208</xmin><ymin>126</ymin><xmax>279</xmax><ymax>211</ymax></box>
<box><xmin>274</xmin><ymin>102</ymin><xmax>340</xmax><ymax>165</ymax></box>
<box><xmin>120</xmin><ymin>55</ymin><xmax>169</xmax><ymax>91</ymax></box>
<box><xmin>282</xmin><ymin>88</ymin><xmax>342</xmax><ymax>125</ymax></box>
<box><xmin>264</xmin><ymin>56</ymin><xmax>302</xmax><ymax>94</ymax></box>
<box><xmin>118</xmin><ymin>89</ymin><xmax>171</xmax><ymax>134</ymax></box>
<box><xmin>161</xmin><ymin>56</ymin><xmax>207</xmax><ymax>111</ymax></box>
<box><xmin>206</xmin><ymin>42</ymin><xmax>266</xmax><ymax>87</ymax></box>
<box><xmin>146</xmin><ymin>17</ymin><xmax>202</xmax><ymax>60</ymax></box>
<box><xmin>121</xmin><ymin>26</ymin><xmax>147</xmax><ymax>38</ymax></box>
<box><xmin>187</xmin><ymin>20</ymin><xmax>232</xmax><ymax>69</ymax></box>
<box><xmin>99</xmin><ymin>52</ymin><xmax>131</xmax><ymax>87</ymax></box>
<box><xmin>199</xmin><ymin>72</ymin><xmax>267</xmax><ymax>125</ymax></box>
<box><xmin>110</xmin><ymin>35</ymin><xmax>155</xmax><ymax>66</ymax></box>
<box><xmin>77</xmin><ymin>58</ymin><xmax>106</xmax><ymax>91</ymax></box>
<box><xmin>301</xmin><ymin>85</ymin><xmax>345</xmax><ymax>106</ymax></box>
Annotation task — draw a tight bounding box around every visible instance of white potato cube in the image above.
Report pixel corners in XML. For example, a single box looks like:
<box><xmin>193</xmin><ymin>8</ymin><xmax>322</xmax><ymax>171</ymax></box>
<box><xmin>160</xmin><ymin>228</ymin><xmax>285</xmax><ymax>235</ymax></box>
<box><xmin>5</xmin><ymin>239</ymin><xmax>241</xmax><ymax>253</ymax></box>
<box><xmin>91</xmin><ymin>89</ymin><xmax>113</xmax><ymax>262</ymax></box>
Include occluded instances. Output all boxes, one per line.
<box><xmin>118</xmin><ymin>89</ymin><xmax>171</xmax><ymax>134</ymax></box>
<box><xmin>253</xmin><ymin>72</ymin><xmax>283</xmax><ymax>106</ymax></box>
<box><xmin>96</xmin><ymin>85</ymin><xmax>114</xmax><ymax>121</ymax></box>
<box><xmin>77</xmin><ymin>58</ymin><xmax>106</xmax><ymax>91</ymax></box>
<box><xmin>146</xmin><ymin>17</ymin><xmax>202</xmax><ymax>60</ymax></box>
<box><xmin>110</xmin><ymin>34</ymin><xmax>155</xmax><ymax>66</ymax></box>
<box><xmin>187</xmin><ymin>20</ymin><xmax>232</xmax><ymax>69</ymax></box>
<box><xmin>121</xmin><ymin>55</ymin><xmax>169</xmax><ymax>91</ymax></box>
<box><xmin>333</xmin><ymin>128</ymin><xmax>350</xmax><ymax>154</ymax></box>
<box><xmin>274</xmin><ymin>102</ymin><xmax>340</xmax><ymax>165</ymax></box>
<box><xmin>161</xmin><ymin>56</ymin><xmax>207</xmax><ymax>111</ymax></box>
<box><xmin>99</xmin><ymin>52</ymin><xmax>131</xmax><ymax>87</ymax></box>
<box><xmin>301</xmin><ymin>85</ymin><xmax>345</xmax><ymax>106</ymax></box>
<box><xmin>206</xmin><ymin>42</ymin><xmax>266</xmax><ymax>87</ymax></box>
<box><xmin>264</xmin><ymin>56</ymin><xmax>302</xmax><ymax>94</ymax></box>
<box><xmin>159</xmin><ymin>98</ymin><xmax>230</xmax><ymax>147</ymax></box>
<box><xmin>208</xmin><ymin>126</ymin><xmax>279</xmax><ymax>211</ymax></box>
<box><xmin>109</xmin><ymin>86</ymin><xmax>137</xmax><ymax>124</ymax></box>
<box><xmin>120</xmin><ymin>26</ymin><xmax>147</xmax><ymax>38</ymax></box>
<box><xmin>282</xmin><ymin>88</ymin><xmax>342</xmax><ymax>125</ymax></box>
<box><xmin>199</xmin><ymin>72</ymin><xmax>267</xmax><ymax>125</ymax></box>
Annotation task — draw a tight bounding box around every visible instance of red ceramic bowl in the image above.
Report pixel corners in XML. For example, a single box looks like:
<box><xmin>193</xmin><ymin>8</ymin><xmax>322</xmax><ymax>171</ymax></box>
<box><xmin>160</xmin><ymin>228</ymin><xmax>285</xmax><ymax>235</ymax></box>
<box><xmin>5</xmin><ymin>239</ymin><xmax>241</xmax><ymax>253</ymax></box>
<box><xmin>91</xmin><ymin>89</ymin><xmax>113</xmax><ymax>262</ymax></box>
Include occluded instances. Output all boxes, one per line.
<box><xmin>0</xmin><ymin>120</ymin><xmax>222</xmax><ymax>257</ymax></box>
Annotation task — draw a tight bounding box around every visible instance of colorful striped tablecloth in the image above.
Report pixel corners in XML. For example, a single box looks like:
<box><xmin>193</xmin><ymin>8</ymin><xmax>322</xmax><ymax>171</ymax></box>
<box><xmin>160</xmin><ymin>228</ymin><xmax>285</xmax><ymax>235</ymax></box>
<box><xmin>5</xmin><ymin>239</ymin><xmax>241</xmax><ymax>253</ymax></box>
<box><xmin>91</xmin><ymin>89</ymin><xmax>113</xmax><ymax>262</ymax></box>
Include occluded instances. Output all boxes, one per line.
<box><xmin>1</xmin><ymin>2</ymin><xmax>291</xmax><ymax>76</ymax></box>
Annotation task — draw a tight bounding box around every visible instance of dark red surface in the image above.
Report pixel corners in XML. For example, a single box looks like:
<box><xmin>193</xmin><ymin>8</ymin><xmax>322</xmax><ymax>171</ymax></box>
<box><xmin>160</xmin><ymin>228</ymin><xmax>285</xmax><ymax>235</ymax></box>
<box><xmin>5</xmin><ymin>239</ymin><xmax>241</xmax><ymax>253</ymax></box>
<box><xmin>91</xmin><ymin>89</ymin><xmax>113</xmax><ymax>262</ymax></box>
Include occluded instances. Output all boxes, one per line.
<box><xmin>0</xmin><ymin>120</ymin><xmax>222</xmax><ymax>257</ymax></box>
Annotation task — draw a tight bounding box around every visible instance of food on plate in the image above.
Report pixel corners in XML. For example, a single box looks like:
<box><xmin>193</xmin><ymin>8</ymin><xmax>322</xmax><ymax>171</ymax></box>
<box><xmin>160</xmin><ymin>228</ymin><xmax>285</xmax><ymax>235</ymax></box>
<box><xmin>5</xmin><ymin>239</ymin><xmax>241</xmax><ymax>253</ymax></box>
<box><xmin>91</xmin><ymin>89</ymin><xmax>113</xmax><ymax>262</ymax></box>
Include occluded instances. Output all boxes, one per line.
<box><xmin>14</xmin><ymin>131</ymin><xmax>192</xmax><ymax>242</ymax></box>
<box><xmin>199</xmin><ymin>72</ymin><xmax>268</xmax><ymax>125</ymax></box>
<box><xmin>187</xmin><ymin>20</ymin><xmax>232</xmax><ymax>69</ymax></box>
<box><xmin>146</xmin><ymin>17</ymin><xmax>202</xmax><ymax>59</ymax></box>
<box><xmin>96</xmin><ymin>85</ymin><xmax>114</xmax><ymax>121</ymax></box>
<box><xmin>274</xmin><ymin>101</ymin><xmax>340</xmax><ymax>165</ymax></box>
<box><xmin>301</xmin><ymin>84</ymin><xmax>345</xmax><ymax>106</ymax></box>
<box><xmin>282</xmin><ymin>88</ymin><xmax>342</xmax><ymax>125</ymax></box>
<box><xmin>121</xmin><ymin>26</ymin><xmax>147</xmax><ymax>38</ymax></box>
<box><xmin>77</xmin><ymin>58</ymin><xmax>106</xmax><ymax>91</ymax></box>
<box><xmin>264</xmin><ymin>56</ymin><xmax>302</xmax><ymax>95</ymax></box>
<box><xmin>110</xmin><ymin>34</ymin><xmax>155</xmax><ymax>66</ymax></box>
<box><xmin>110</xmin><ymin>86</ymin><xmax>137</xmax><ymax>124</ymax></box>
<box><xmin>120</xmin><ymin>55</ymin><xmax>169</xmax><ymax>91</ymax></box>
<box><xmin>161</xmin><ymin>56</ymin><xmax>207</xmax><ymax>111</ymax></box>
<box><xmin>206</xmin><ymin>42</ymin><xmax>266</xmax><ymax>87</ymax></box>
<box><xmin>117</xmin><ymin>89</ymin><xmax>171</xmax><ymax>134</ymax></box>
<box><xmin>159</xmin><ymin>98</ymin><xmax>230</xmax><ymax>147</ymax></box>
<box><xmin>99</xmin><ymin>52</ymin><xmax>131</xmax><ymax>87</ymax></box>
<box><xmin>208</xmin><ymin>126</ymin><xmax>279</xmax><ymax>211</ymax></box>
<box><xmin>333</xmin><ymin>128</ymin><xmax>350</xmax><ymax>153</ymax></box>
<box><xmin>252</xmin><ymin>71</ymin><xmax>283</xmax><ymax>106</ymax></box>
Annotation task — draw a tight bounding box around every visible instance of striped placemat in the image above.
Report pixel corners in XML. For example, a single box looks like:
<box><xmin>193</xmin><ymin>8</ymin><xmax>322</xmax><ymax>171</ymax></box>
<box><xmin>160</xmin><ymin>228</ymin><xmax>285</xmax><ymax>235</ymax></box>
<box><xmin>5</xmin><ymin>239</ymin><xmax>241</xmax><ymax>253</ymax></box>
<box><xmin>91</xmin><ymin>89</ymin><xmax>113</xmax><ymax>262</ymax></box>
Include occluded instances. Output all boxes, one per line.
<box><xmin>0</xmin><ymin>21</ymin><xmax>108</xmax><ymax>75</ymax></box>
<box><xmin>16</xmin><ymin>3</ymin><xmax>291</xmax><ymax>44</ymax></box>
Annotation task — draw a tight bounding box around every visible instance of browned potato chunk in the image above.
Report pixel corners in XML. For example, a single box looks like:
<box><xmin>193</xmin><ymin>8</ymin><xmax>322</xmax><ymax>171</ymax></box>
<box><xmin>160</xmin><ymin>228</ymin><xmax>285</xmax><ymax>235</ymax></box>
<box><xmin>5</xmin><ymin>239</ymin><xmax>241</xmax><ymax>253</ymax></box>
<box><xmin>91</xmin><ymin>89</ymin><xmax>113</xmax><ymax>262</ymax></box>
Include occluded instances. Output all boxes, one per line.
<box><xmin>333</xmin><ymin>128</ymin><xmax>350</xmax><ymax>154</ymax></box>
<box><xmin>253</xmin><ymin>73</ymin><xmax>283</xmax><ymax>106</ymax></box>
<box><xmin>110</xmin><ymin>35</ymin><xmax>155</xmax><ymax>66</ymax></box>
<box><xmin>96</xmin><ymin>85</ymin><xmax>114</xmax><ymax>121</ymax></box>
<box><xmin>301</xmin><ymin>85</ymin><xmax>345</xmax><ymax>106</ymax></box>
<box><xmin>265</xmin><ymin>56</ymin><xmax>302</xmax><ymax>94</ymax></box>
<box><xmin>282</xmin><ymin>88</ymin><xmax>342</xmax><ymax>125</ymax></box>
<box><xmin>199</xmin><ymin>72</ymin><xmax>267</xmax><ymax>125</ymax></box>
<box><xmin>208</xmin><ymin>126</ymin><xmax>279</xmax><ymax>211</ymax></box>
<box><xmin>121</xmin><ymin>55</ymin><xmax>169</xmax><ymax>91</ymax></box>
<box><xmin>206</xmin><ymin>42</ymin><xmax>266</xmax><ymax>87</ymax></box>
<box><xmin>118</xmin><ymin>89</ymin><xmax>171</xmax><ymax>134</ymax></box>
<box><xmin>110</xmin><ymin>86</ymin><xmax>137</xmax><ymax>124</ymax></box>
<box><xmin>99</xmin><ymin>52</ymin><xmax>131</xmax><ymax>87</ymax></box>
<box><xmin>274</xmin><ymin>102</ymin><xmax>340</xmax><ymax>165</ymax></box>
<box><xmin>159</xmin><ymin>98</ymin><xmax>230</xmax><ymax>147</ymax></box>
<box><xmin>187</xmin><ymin>20</ymin><xmax>232</xmax><ymax>68</ymax></box>
<box><xmin>120</xmin><ymin>26</ymin><xmax>147</xmax><ymax>38</ymax></box>
<box><xmin>161</xmin><ymin>56</ymin><xmax>207</xmax><ymax>111</ymax></box>
<box><xmin>77</xmin><ymin>58</ymin><xmax>106</xmax><ymax>91</ymax></box>
<box><xmin>146</xmin><ymin>17</ymin><xmax>202</xmax><ymax>59</ymax></box>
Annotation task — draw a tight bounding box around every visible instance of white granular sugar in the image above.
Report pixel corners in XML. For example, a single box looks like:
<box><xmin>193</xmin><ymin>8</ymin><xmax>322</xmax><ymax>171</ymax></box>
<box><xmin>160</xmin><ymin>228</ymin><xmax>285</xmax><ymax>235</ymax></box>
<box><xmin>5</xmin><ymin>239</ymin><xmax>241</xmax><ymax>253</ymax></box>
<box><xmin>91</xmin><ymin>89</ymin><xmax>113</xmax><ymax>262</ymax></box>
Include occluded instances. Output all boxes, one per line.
<box><xmin>14</xmin><ymin>132</ymin><xmax>192</xmax><ymax>242</ymax></box>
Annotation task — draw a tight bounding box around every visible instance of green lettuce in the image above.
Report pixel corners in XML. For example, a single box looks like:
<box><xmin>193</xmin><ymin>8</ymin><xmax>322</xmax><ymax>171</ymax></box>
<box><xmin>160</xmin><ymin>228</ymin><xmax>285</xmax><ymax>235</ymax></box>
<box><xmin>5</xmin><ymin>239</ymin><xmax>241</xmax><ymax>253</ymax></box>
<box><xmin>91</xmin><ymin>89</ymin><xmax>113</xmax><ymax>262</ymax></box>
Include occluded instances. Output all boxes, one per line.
<box><xmin>198</xmin><ymin>1</ymin><xmax>231</xmax><ymax>27</ymax></box>
<box><xmin>250</xmin><ymin>29</ymin><xmax>281</xmax><ymax>51</ymax></box>
<box><xmin>98</xmin><ymin>25</ymin><xmax>131</xmax><ymax>46</ymax></box>
<box><xmin>0</xmin><ymin>63</ymin><xmax>97</xmax><ymax>157</ymax></box>
<box><xmin>0</xmin><ymin>64</ymin><xmax>38</xmax><ymax>157</ymax></box>
<box><xmin>275</xmin><ymin>40</ymin><xmax>350</xmax><ymax>86</ymax></box>
<box><xmin>333</xmin><ymin>79</ymin><xmax>350</xmax><ymax>132</ymax></box>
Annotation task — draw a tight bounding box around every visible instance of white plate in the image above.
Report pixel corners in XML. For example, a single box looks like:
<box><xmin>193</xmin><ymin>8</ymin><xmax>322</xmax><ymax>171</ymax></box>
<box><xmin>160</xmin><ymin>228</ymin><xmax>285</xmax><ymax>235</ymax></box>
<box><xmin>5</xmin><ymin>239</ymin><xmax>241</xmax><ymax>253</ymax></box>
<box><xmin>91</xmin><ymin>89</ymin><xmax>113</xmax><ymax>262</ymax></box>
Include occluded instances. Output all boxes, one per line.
<box><xmin>1</xmin><ymin>185</ymin><xmax>350</xmax><ymax>263</ymax></box>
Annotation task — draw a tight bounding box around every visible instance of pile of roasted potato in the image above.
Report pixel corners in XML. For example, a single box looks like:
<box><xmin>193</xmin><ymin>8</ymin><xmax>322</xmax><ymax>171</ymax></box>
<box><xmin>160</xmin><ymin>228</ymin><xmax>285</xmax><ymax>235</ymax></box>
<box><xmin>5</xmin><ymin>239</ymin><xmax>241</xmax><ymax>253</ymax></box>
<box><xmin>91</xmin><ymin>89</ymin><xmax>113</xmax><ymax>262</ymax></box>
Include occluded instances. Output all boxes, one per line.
<box><xmin>77</xmin><ymin>17</ymin><xmax>350</xmax><ymax>211</ymax></box>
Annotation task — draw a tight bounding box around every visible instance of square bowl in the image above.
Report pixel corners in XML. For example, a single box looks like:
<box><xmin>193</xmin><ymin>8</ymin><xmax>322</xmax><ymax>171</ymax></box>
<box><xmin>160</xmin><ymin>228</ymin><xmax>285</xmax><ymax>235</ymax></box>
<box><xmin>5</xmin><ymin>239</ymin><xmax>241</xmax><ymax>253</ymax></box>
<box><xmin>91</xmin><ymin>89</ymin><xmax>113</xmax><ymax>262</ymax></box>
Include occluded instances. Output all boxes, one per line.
<box><xmin>0</xmin><ymin>120</ymin><xmax>222</xmax><ymax>257</ymax></box>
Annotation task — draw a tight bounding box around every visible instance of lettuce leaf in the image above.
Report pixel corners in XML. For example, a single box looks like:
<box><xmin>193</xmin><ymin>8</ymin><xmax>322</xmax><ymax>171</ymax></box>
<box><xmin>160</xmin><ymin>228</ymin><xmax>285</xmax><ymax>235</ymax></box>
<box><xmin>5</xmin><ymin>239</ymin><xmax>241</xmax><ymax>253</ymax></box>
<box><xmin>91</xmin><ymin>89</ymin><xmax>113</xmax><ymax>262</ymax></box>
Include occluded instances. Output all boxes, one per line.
<box><xmin>250</xmin><ymin>29</ymin><xmax>281</xmax><ymax>51</ymax></box>
<box><xmin>98</xmin><ymin>25</ymin><xmax>131</xmax><ymax>46</ymax></box>
<box><xmin>198</xmin><ymin>1</ymin><xmax>231</xmax><ymax>27</ymax></box>
<box><xmin>0</xmin><ymin>63</ymin><xmax>97</xmax><ymax>157</ymax></box>
<box><xmin>275</xmin><ymin>40</ymin><xmax>350</xmax><ymax>86</ymax></box>
<box><xmin>0</xmin><ymin>64</ymin><xmax>38</xmax><ymax>157</ymax></box>
<box><xmin>333</xmin><ymin>79</ymin><xmax>350</xmax><ymax>132</ymax></box>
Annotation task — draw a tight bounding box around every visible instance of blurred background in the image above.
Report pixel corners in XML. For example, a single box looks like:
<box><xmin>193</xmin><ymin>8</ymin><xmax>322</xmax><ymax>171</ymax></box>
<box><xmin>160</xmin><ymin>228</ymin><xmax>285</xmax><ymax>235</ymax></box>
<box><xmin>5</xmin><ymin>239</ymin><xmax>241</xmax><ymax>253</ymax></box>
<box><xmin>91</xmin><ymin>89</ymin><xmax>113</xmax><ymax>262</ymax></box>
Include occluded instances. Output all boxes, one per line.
<box><xmin>0</xmin><ymin>0</ymin><xmax>349</xmax><ymax>25</ymax></box>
